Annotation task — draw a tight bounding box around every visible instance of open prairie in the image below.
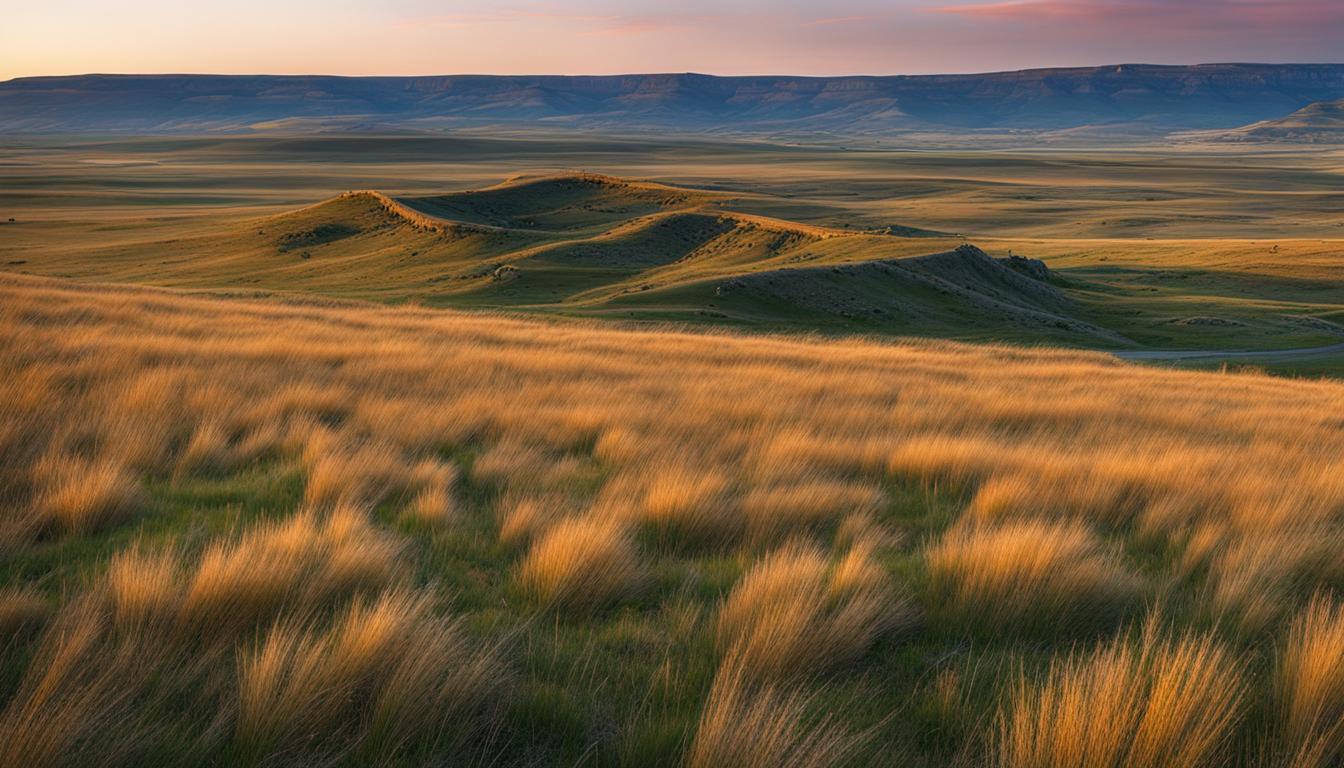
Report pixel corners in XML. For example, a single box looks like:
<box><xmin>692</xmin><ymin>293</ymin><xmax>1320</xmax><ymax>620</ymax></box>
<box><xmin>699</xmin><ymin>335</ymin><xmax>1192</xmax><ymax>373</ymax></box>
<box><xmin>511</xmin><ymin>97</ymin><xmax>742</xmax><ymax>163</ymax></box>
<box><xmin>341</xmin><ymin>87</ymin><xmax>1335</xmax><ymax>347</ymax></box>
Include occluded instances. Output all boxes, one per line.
<box><xmin>6</xmin><ymin>0</ymin><xmax>1344</xmax><ymax>759</ymax></box>
<box><xmin>2</xmin><ymin>135</ymin><xmax>1343</xmax><ymax>369</ymax></box>
<box><xmin>2</xmin><ymin>129</ymin><xmax>1344</xmax><ymax>767</ymax></box>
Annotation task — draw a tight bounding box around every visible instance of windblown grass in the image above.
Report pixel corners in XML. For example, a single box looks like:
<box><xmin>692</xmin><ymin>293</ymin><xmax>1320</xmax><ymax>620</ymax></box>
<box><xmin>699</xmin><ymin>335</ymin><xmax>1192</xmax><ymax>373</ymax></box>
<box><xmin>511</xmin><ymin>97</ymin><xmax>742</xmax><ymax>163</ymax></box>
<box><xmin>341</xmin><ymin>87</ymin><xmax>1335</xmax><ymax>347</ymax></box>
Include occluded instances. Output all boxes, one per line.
<box><xmin>688</xmin><ymin>653</ymin><xmax>864</xmax><ymax>768</ymax></box>
<box><xmin>1278</xmin><ymin>595</ymin><xmax>1344</xmax><ymax>767</ymax></box>
<box><xmin>927</xmin><ymin>519</ymin><xmax>1141</xmax><ymax>636</ymax></box>
<box><xmin>516</xmin><ymin>517</ymin><xmax>644</xmax><ymax>611</ymax></box>
<box><xmin>33</xmin><ymin>455</ymin><xmax>142</xmax><ymax>536</ymax></box>
<box><xmin>236</xmin><ymin>589</ymin><xmax>502</xmax><ymax>763</ymax></box>
<box><xmin>636</xmin><ymin>464</ymin><xmax>739</xmax><ymax>549</ymax></box>
<box><xmin>718</xmin><ymin>540</ymin><xmax>911</xmax><ymax>681</ymax></box>
<box><xmin>995</xmin><ymin>627</ymin><xmax>1246</xmax><ymax>768</ymax></box>
<box><xmin>1</xmin><ymin>273</ymin><xmax>1342</xmax><ymax>765</ymax></box>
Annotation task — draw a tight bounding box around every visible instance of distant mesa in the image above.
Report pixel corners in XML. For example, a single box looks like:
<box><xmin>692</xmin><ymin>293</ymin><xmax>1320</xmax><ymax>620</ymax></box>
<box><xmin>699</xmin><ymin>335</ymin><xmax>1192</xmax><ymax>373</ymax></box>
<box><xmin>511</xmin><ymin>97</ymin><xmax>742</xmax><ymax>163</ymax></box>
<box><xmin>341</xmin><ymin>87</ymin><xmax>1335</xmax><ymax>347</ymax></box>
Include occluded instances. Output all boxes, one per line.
<box><xmin>4</xmin><ymin>66</ymin><xmax>1344</xmax><ymax>137</ymax></box>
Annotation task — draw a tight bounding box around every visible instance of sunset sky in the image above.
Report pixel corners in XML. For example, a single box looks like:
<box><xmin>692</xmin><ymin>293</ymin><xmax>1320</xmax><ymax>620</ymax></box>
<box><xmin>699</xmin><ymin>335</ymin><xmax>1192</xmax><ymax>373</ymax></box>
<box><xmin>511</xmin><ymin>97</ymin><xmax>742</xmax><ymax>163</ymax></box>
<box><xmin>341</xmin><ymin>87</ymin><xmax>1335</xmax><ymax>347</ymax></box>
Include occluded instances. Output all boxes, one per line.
<box><xmin>4</xmin><ymin>0</ymin><xmax>1343</xmax><ymax>80</ymax></box>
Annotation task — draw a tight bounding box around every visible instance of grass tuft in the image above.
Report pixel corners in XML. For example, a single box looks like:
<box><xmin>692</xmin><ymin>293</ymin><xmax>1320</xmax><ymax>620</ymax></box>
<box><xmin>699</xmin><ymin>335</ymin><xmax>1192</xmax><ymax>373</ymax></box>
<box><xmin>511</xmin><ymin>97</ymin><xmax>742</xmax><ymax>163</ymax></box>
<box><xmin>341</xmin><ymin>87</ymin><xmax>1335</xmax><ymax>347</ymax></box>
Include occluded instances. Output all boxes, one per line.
<box><xmin>927</xmin><ymin>519</ymin><xmax>1140</xmax><ymax>636</ymax></box>
<box><xmin>689</xmin><ymin>651</ymin><xmax>864</xmax><ymax>768</ymax></box>
<box><xmin>34</xmin><ymin>455</ymin><xmax>143</xmax><ymax>535</ymax></box>
<box><xmin>995</xmin><ymin>626</ymin><xmax>1246</xmax><ymax>768</ymax></box>
<box><xmin>1278</xmin><ymin>594</ymin><xmax>1344</xmax><ymax>767</ymax></box>
<box><xmin>718</xmin><ymin>540</ymin><xmax>910</xmax><ymax>681</ymax></box>
<box><xmin>237</xmin><ymin>589</ymin><xmax>502</xmax><ymax>762</ymax></box>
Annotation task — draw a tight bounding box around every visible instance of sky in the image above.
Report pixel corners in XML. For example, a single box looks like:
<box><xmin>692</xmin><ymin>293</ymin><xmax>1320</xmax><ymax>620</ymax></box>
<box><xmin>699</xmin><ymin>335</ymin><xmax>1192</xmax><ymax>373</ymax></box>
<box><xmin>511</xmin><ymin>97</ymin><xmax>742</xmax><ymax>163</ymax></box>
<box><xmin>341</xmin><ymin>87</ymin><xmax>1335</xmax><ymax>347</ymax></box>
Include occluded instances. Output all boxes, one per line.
<box><xmin>3</xmin><ymin>0</ymin><xmax>1343</xmax><ymax>80</ymax></box>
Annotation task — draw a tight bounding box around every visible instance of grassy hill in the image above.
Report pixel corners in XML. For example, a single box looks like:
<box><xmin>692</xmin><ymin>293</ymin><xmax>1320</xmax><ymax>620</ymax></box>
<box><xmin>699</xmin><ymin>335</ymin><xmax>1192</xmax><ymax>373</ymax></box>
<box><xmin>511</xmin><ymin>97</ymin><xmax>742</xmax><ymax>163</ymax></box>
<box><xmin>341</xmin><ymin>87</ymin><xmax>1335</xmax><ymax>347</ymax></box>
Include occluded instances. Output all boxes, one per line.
<box><xmin>4</xmin><ymin>170</ymin><xmax>1342</xmax><ymax>355</ymax></box>
<box><xmin>1201</xmin><ymin>98</ymin><xmax>1344</xmax><ymax>143</ymax></box>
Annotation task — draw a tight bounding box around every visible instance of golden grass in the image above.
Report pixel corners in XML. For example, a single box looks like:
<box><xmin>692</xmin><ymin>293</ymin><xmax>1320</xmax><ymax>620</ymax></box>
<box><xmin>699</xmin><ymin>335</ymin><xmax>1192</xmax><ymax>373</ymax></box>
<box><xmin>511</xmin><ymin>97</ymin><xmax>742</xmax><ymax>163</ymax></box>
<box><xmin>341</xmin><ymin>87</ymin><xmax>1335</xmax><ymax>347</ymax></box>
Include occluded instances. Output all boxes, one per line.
<box><xmin>101</xmin><ymin>505</ymin><xmax>404</xmax><ymax>642</ymax></box>
<box><xmin>32</xmin><ymin>454</ymin><xmax>142</xmax><ymax>536</ymax></box>
<box><xmin>718</xmin><ymin>540</ymin><xmax>910</xmax><ymax>681</ymax></box>
<box><xmin>0</xmin><ymin>587</ymin><xmax>47</xmax><ymax>638</ymax></box>
<box><xmin>1199</xmin><ymin>526</ymin><xmax>1344</xmax><ymax>634</ymax></box>
<box><xmin>105</xmin><ymin>545</ymin><xmax>182</xmax><ymax>631</ymax></box>
<box><xmin>1279</xmin><ymin>595</ymin><xmax>1344</xmax><ymax>767</ymax></box>
<box><xmin>405</xmin><ymin>459</ymin><xmax>459</xmax><ymax>524</ymax></box>
<box><xmin>739</xmin><ymin>478</ymin><xmax>883</xmax><ymax>544</ymax></box>
<box><xmin>516</xmin><ymin>517</ymin><xmax>644</xmax><ymax>611</ymax></box>
<box><xmin>496</xmin><ymin>492</ymin><xmax>576</xmax><ymax>546</ymax></box>
<box><xmin>688</xmin><ymin>652</ymin><xmax>863</xmax><ymax>768</ymax></box>
<box><xmin>181</xmin><ymin>506</ymin><xmax>404</xmax><ymax>637</ymax></box>
<box><xmin>996</xmin><ymin>627</ymin><xmax>1246</xmax><ymax>768</ymax></box>
<box><xmin>2</xmin><ymin>273</ymin><xmax>1344</xmax><ymax>764</ymax></box>
<box><xmin>301</xmin><ymin>431</ymin><xmax>410</xmax><ymax>509</ymax></box>
<box><xmin>636</xmin><ymin>464</ymin><xmax>739</xmax><ymax>549</ymax></box>
<box><xmin>927</xmin><ymin>519</ymin><xmax>1140</xmax><ymax>635</ymax></box>
<box><xmin>237</xmin><ymin>589</ymin><xmax>501</xmax><ymax>762</ymax></box>
<box><xmin>0</xmin><ymin>601</ymin><xmax>146</xmax><ymax>768</ymax></box>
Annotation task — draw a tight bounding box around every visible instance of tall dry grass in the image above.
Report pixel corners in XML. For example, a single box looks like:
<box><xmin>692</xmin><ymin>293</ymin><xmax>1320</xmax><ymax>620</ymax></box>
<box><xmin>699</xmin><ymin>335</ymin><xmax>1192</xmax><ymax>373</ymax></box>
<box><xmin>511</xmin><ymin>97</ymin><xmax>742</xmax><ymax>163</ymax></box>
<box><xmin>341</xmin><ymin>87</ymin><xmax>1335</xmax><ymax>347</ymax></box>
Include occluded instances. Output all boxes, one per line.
<box><xmin>688</xmin><ymin>652</ymin><xmax>864</xmax><ymax>768</ymax></box>
<box><xmin>636</xmin><ymin>464</ymin><xmax>739</xmax><ymax>549</ymax></box>
<box><xmin>516</xmin><ymin>517</ymin><xmax>645</xmax><ymax>611</ymax></box>
<box><xmin>236</xmin><ymin>589</ymin><xmax>502</xmax><ymax>762</ymax></box>
<box><xmin>103</xmin><ymin>504</ymin><xmax>404</xmax><ymax>642</ymax></box>
<box><xmin>0</xmin><ymin>600</ymin><xmax>153</xmax><ymax>768</ymax></box>
<box><xmin>2</xmin><ymin>272</ymin><xmax>1344</xmax><ymax>764</ymax></box>
<box><xmin>995</xmin><ymin>627</ymin><xmax>1246</xmax><ymax>768</ymax></box>
<box><xmin>1278</xmin><ymin>595</ymin><xmax>1344</xmax><ymax>767</ymax></box>
<box><xmin>718</xmin><ymin>540</ymin><xmax>911</xmax><ymax>681</ymax></box>
<box><xmin>927</xmin><ymin>519</ymin><xmax>1140</xmax><ymax>636</ymax></box>
<box><xmin>32</xmin><ymin>455</ymin><xmax>143</xmax><ymax>536</ymax></box>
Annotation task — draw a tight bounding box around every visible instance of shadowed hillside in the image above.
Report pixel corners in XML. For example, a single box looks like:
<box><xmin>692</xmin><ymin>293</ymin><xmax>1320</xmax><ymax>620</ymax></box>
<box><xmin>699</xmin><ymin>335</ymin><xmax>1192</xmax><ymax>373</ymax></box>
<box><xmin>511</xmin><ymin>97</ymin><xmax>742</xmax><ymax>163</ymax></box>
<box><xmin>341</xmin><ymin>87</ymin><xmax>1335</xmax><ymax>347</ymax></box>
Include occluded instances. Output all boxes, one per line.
<box><xmin>712</xmin><ymin>245</ymin><xmax>1128</xmax><ymax>344</ymax></box>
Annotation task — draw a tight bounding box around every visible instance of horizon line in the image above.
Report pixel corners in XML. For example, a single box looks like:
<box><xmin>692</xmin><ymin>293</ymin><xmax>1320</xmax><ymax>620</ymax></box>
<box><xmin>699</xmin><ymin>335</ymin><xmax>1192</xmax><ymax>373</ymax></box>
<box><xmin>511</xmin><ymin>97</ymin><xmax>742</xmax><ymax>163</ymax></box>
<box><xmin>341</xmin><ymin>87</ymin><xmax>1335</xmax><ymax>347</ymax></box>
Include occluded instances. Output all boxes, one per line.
<box><xmin>7</xmin><ymin>61</ymin><xmax>1344</xmax><ymax>84</ymax></box>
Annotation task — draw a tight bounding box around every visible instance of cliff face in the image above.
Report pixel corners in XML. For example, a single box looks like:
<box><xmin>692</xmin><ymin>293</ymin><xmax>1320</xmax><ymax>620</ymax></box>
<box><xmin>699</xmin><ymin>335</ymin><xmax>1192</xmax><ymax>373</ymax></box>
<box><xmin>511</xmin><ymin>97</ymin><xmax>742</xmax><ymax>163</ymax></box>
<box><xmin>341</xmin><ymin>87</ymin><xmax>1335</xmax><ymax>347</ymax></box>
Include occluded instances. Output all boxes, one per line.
<box><xmin>3</xmin><ymin>64</ymin><xmax>1343</xmax><ymax>135</ymax></box>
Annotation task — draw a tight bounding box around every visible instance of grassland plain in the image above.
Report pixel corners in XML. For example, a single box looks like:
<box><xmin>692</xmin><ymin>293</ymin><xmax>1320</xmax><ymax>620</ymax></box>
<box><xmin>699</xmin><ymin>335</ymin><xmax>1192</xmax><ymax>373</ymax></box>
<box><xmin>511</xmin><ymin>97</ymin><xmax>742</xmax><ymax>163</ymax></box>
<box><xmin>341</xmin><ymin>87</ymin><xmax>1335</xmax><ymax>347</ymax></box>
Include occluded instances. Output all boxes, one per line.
<box><xmin>3</xmin><ymin>271</ymin><xmax>1344</xmax><ymax>766</ymax></box>
<box><xmin>2</xmin><ymin>135</ymin><xmax>1343</xmax><ymax>372</ymax></box>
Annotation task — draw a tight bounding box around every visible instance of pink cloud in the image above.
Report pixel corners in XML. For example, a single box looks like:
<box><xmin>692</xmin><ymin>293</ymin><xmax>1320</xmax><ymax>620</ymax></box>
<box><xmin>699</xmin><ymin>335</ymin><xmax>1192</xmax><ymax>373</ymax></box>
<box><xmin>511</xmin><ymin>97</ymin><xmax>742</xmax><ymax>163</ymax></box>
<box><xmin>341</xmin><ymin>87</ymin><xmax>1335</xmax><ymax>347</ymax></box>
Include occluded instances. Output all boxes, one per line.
<box><xmin>929</xmin><ymin>0</ymin><xmax>1344</xmax><ymax>28</ymax></box>
<box><xmin>930</xmin><ymin>0</ymin><xmax>1122</xmax><ymax>20</ymax></box>
<box><xmin>805</xmin><ymin>15</ymin><xmax>883</xmax><ymax>26</ymax></box>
